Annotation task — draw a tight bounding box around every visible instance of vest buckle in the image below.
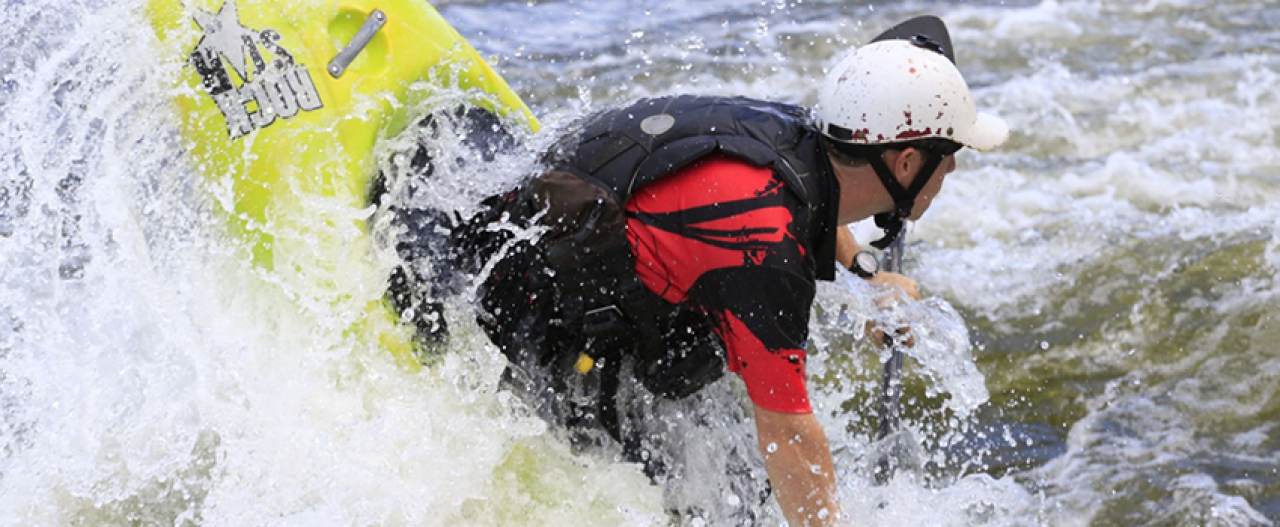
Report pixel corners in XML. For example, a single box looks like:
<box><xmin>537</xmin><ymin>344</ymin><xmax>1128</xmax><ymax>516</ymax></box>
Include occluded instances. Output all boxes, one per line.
<box><xmin>582</xmin><ymin>305</ymin><xmax>627</xmax><ymax>336</ymax></box>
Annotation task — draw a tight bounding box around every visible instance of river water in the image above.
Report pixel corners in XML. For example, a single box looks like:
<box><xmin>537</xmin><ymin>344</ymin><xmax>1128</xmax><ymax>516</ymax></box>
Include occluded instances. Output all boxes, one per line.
<box><xmin>2</xmin><ymin>0</ymin><xmax>1279</xmax><ymax>525</ymax></box>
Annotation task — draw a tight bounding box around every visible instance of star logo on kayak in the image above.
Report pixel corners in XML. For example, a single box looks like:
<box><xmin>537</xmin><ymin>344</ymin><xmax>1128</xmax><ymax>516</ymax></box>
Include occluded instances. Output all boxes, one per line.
<box><xmin>188</xmin><ymin>0</ymin><xmax>324</xmax><ymax>139</ymax></box>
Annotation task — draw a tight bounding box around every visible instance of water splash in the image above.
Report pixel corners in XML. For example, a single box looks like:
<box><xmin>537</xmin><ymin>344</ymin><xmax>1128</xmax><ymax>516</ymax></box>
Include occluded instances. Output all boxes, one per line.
<box><xmin>7</xmin><ymin>0</ymin><xmax>1280</xmax><ymax>523</ymax></box>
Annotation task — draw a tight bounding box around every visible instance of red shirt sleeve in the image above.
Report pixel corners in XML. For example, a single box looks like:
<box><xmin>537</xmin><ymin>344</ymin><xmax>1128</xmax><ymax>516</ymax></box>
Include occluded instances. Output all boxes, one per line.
<box><xmin>626</xmin><ymin>155</ymin><xmax>817</xmax><ymax>414</ymax></box>
<box><xmin>720</xmin><ymin>310</ymin><xmax>811</xmax><ymax>413</ymax></box>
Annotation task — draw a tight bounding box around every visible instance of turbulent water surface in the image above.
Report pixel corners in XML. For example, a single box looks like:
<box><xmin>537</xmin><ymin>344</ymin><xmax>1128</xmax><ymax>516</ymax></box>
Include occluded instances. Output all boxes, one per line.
<box><xmin>3</xmin><ymin>0</ymin><xmax>1279</xmax><ymax>525</ymax></box>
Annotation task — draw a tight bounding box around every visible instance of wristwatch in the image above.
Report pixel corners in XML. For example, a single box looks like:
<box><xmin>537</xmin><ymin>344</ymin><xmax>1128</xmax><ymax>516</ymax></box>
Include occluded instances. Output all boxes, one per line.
<box><xmin>850</xmin><ymin>251</ymin><xmax>879</xmax><ymax>278</ymax></box>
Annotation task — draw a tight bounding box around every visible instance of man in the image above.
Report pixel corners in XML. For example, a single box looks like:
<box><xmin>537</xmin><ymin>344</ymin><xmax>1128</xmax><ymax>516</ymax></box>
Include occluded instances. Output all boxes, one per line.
<box><xmin>388</xmin><ymin>17</ymin><xmax>1007</xmax><ymax>526</ymax></box>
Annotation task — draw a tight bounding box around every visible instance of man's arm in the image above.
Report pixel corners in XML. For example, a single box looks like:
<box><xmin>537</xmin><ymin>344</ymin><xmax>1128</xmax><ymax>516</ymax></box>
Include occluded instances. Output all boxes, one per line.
<box><xmin>835</xmin><ymin>225</ymin><xmax>859</xmax><ymax>270</ymax></box>
<box><xmin>755</xmin><ymin>405</ymin><xmax>839</xmax><ymax>526</ymax></box>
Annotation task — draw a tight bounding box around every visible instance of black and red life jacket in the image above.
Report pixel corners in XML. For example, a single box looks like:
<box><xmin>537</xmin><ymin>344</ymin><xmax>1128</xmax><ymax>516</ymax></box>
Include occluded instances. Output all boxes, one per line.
<box><xmin>475</xmin><ymin>95</ymin><xmax>840</xmax><ymax>398</ymax></box>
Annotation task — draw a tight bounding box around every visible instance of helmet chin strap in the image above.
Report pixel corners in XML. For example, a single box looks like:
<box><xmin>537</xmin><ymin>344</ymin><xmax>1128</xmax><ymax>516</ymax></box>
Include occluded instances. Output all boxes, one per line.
<box><xmin>865</xmin><ymin>150</ymin><xmax>943</xmax><ymax>249</ymax></box>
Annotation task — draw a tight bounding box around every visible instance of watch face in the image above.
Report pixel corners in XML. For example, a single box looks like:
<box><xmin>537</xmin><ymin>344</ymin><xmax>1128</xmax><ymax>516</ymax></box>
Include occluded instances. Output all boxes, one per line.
<box><xmin>855</xmin><ymin>251</ymin><xmax>879</xmax><ymax>275</ymax></box>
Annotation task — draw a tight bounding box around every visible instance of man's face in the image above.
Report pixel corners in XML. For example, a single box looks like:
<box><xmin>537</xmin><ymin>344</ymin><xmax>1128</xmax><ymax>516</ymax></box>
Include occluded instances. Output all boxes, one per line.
<box><xmin>906</xmin><ymin>152</ymin><xmax>956</xmax><ymax>220</ymax></box>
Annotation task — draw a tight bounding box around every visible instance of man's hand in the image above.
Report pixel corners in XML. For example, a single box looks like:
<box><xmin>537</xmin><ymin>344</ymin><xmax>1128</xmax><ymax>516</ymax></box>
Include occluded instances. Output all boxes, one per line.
<box><xmin>835</xmin><ymin>224</ymin><xmax>921</xmax><ymax>345</ymax></box>
<box><xmin>836</xmin><ymin>226</ymin><xmax>921</xmax><ymax>304</ymax></box>
<box><xmin>755</xmin><ymin>406</ymin><xmax>840</xmax><ymax>526</ymax></box>
<box><xmin>865</xmin><ymin>271</ymin><xmax>920</xmax><ymax>346</ymax></box>
<box><xmin>868</xmin><ymin>271</ymin><xmax>920</xmax><ymax>304</ymax></box>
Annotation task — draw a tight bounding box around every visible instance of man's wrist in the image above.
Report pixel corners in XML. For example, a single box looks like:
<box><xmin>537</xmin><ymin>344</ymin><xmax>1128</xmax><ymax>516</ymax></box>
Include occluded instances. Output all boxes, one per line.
<box><xmin>849</xmin><ymin>251</ymin><xmax>879</xmax><ymax>278</ymax></box>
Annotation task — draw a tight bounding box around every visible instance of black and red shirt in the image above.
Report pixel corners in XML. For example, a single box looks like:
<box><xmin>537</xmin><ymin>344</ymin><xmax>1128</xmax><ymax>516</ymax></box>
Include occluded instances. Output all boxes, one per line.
<box><xmin>626</xmin><ymin>155</ymin><xmax>829</xmax><ymax>414</ymax></box>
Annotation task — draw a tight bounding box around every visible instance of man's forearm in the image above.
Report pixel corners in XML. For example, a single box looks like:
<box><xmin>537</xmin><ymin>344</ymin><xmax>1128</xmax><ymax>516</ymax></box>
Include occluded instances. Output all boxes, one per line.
<box><xmin>755</xmin><ymin>406</ymin><xmax>839</xmax><ymax>526</ymax></box>
<box><xmin>835</xmin><ymin>225</ymin><xmax>859</xmax><ymax>270</ymax></box>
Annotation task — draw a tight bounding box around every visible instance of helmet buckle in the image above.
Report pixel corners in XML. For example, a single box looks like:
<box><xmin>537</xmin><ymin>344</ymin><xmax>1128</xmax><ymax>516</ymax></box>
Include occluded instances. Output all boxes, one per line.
<box><xmin>908</xmin><ymin>34</ymin><xmax>946</xmax><ymax>57</ymax></box>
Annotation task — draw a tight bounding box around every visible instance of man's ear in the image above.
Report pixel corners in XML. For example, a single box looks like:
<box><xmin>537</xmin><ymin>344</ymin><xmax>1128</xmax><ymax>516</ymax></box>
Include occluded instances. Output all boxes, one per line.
<box><xmin>889</xmin><ymin>148</ymin><xmax>923</xmax><ymax>184</ymax></box>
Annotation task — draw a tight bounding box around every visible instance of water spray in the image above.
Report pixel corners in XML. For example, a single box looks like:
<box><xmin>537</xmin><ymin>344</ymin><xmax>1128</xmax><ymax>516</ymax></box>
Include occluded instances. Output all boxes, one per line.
<box><xmin>873</xmin><ymin>231</ymin><xmax>907</xmax><ymax>485</ymax></box>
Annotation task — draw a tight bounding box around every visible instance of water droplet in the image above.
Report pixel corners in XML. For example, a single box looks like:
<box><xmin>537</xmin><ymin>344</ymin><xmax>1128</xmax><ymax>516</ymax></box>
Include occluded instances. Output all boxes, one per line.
<box><xmin>766</xmin><ymin>442</ymin><xmax>778</xmax><ymax>453</ymax></box>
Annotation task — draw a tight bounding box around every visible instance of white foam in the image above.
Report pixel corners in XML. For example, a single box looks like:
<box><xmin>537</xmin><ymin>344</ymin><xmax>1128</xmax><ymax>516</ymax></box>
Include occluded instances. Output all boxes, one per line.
<box><xmin>838</xmin><ymin>473</ymin><xmax>1039</xmax><ymax>527</ymax></box>
<box><xmin>0</xmin><ymin>4</ymin><xmax>665</xmax><ymax>525</ymax></box>
<box><xmin>7</xmin><ymin>0</ymin><xmax>1280</xmax><ymax>524</ymax></box>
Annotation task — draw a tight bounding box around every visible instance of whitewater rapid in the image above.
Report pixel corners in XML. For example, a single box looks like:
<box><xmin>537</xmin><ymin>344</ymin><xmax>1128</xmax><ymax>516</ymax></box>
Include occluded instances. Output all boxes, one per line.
<box><xmin>3</xmin><ymin>0</ymin><xmax>1279</xmax><ymax>525</ymax></box>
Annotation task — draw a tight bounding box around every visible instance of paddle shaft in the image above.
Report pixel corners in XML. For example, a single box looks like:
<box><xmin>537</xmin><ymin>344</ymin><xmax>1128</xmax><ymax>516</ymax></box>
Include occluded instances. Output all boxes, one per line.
<box><xmin>874</xmin><ymin>232</ymin><xmax>906</xmax><ymax>483</ymax></box>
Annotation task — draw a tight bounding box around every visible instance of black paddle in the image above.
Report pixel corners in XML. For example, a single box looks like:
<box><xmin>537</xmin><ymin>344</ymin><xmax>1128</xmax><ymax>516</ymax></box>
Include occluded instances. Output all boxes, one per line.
<box><xmin>866</xmin><ymin>14</ymin><xmax>952</xmax><ymax>486</ymax></box>
<box><xmin>870</xmin><ymin>15</ymin><xmax>955</xmax><ymax>64</ymax></box>
<box><xmin>873</xmin><ymin>231</ymin><xmax>907</xmax><ymax>485</ymax></box>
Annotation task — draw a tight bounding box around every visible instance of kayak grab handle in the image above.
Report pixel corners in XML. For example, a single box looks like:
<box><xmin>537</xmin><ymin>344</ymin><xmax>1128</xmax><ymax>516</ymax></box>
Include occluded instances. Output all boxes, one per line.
<box><xmin>328</xmin><ymin>9</ymin><xmax>387</xmax><ymax>78</ymax></box>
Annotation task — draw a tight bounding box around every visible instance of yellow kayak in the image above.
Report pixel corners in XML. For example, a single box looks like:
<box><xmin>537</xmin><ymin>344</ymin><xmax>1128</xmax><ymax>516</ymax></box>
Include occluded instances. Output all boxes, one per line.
<box><xmin>146</xmin><ymin>0</ymin><xmax>538</xmax><ymax>367</ymax></box>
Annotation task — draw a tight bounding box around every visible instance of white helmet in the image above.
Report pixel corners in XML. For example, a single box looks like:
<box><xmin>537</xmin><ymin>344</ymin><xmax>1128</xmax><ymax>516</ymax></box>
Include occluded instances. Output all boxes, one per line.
<box><xmin>816</xmin><ymin>39</ymin><xmax>1008</xmax><ymax>151</ymax></box>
